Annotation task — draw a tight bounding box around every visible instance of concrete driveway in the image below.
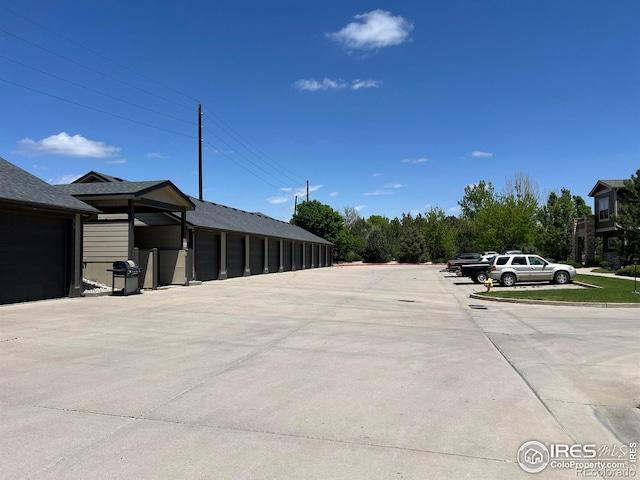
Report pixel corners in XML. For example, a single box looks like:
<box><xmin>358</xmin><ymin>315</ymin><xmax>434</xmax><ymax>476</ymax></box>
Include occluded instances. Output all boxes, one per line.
<box><xmin>1</xmin><ymin>265</ymin><xmax>638</xmax><ymax>479</ymax></box>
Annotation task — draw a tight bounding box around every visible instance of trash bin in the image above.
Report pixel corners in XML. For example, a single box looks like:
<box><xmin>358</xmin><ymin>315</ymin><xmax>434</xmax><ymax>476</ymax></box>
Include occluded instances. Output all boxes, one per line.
<box><xmin>108</xmin><ymin>260</ymin><xmax>142</xmax><ymax>296</ymax></box>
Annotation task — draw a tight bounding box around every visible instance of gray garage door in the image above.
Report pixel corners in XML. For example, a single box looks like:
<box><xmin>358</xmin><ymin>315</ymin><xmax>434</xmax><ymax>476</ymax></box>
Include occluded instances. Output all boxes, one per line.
<box><xmin>268</xmin><ymin>239</ymin><xmax>279</xmax><ymax>273</ymax></box>
<box><xmin>226</xmin><ymin>234</ymin><xmax>245</xmax><ymax>278</ymax></box>
<box><xmin>0</xmin><ymin>211</ymin><xmax>71</xmax><ymax>305</ymax></box>
<box><xmin>294</xmin><ymin>243</ymin><xmax>303</xmax><ymax>270</ymax></box>
<box><xmin>305</xmin><ymin>244</ymin><xmax>312</xmax><ymax>269</ymax></box>
<box><xmin>194</xmin><ymin>231</ymin><xmax>219</xmax><ymax>281</ymax></box>
<box><xmin>249</xmin><ymin>237</ymin><xmax>264</xmax><ymax>275</ymax></box>
<box><xmin>283</xmin><ymin>241</ymin><xmax>293</xmax><ymax>271</ymax></box>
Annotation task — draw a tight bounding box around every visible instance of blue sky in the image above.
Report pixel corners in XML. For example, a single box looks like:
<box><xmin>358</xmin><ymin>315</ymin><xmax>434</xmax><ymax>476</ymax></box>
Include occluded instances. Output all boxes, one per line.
<box><xmin>1</xmin><ymin>0</ymin><xmax>638</xmax><ymax>220</ymax></box>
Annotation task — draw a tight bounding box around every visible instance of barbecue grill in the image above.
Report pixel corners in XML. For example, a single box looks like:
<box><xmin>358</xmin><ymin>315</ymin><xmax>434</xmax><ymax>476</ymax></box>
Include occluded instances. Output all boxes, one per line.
<box><xmin>108</xmin><ymin>260</ymin><xmax>142</xmax><ymax>295</ymax></box>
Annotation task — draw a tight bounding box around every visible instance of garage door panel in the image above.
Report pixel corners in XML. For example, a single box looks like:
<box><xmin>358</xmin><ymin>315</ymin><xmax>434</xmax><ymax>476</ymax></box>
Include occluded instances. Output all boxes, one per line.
<box><xmin>0</xmin><ymin>211</ymin><xmax>69</xmax><ymax>304</ymax></box>
<box><xmin>195</xmin><ymin>231</ymin><xmax>219</xmax><ymax>281</ymax></box>
<box><xmin>226</xmin><ymin>234</ymin><xmax>245</xmax><ymax>278</ymax></box>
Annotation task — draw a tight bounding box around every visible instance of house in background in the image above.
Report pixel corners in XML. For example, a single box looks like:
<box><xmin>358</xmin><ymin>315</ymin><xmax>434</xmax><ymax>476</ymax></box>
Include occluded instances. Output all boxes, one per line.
<box><xmin>0</xmin><ymin>157</ymin><xmax>98</xmax><ymax>305</ymax></box>
<box><xmin>573</xmin><ymin>179</ymin><xmax>627</xmax><ymax>266</ymax></box>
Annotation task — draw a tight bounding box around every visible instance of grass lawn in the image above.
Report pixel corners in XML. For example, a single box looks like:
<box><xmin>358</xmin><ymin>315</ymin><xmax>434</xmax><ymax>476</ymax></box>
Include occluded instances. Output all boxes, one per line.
<box><xmin>477</xmin><ymin>274</ymin><xmax>640</xmax><ymax>303</ymax></box>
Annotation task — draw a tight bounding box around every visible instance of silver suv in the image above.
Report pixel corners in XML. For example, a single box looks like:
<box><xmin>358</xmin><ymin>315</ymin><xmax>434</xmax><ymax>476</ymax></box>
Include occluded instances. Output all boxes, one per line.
<box><xmin>489</xmin><ymin>254</ymin><xmax>576</xmax><ymax>287</ymax></box>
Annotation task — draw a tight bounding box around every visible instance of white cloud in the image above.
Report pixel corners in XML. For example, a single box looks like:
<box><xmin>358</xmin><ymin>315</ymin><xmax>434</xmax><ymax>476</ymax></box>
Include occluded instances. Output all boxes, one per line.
<box><xmin>448</xmin><ymin>206</ymin><xmax>461</xmax><ymax>214</ymax></box>
<box><xmin>401</xmin><ymin>157</ymin><xmax>428</xmax><ymax>164</ymax></box>
<box><xmin>354</xmin><ymin>205</ymin><xmax>366</xmax><ymax>212</ymax></box>
<box><xmin>364</xmin><ymin>189</ymin><xmax>392</xmax><ymax>196</ymax></box>
<box><xmin>48</xmin><ymin>173</ymin><xmax>82</xmax><ymax>185</ymax></box>
<box><xmin>327</xmin><ymin>9</ymin><xmax>413</xmax><ymax>51</ymax></box>
<box><xmin>266</xmin><ymin>184</ymin><xmax>323</xmax><ymax>205</ymax></box>
<box><xmin>293</xmin><ymin>78</ymin><xmax>348</xmax><ymax>91</ymax></box>
<box><xmin>106</xmin><ymin>159</ymin><xmax>126</xmax><ymax>164</ymax></box>
<box><xmin>384</xmin><ymin>182</ymin><xmax>405</xmax><ymax>188</ymax></box>
<box><xmin>14</xmin><ymin>132</ymin><xmax>120</xmax><ymax>158</ymax></box>
<box><xmin>471</xmin><ymin>151</ymin><xmax>493</xmax><ymax>158</ymax></box>
<box><xmin>372</xmin><ymin>172</ymin><xmax>381</xmax><ymax>177</ymax></box>
<box><xmin>147</xmin><ymin>152</ymin><xmax>169</xmax><ymax>159</ymax></box>
<box><xmin>294</xmin><ymin>78</ymin><xmax>382</xmax><ymax>92</ymax></box>
<box><xmin>267</xmin><ymin>196</ymin><xmax>291</xmax><ymax>205</ymax></box>
<box><xmin>329</xmin><ymin>191</ymin><xmax>339</xmax><ymax>197</ymax></box>
<box><xmin>352</xmin><ymin>78</ymin><xmax>382</xmax><ymax>90</ymax></box>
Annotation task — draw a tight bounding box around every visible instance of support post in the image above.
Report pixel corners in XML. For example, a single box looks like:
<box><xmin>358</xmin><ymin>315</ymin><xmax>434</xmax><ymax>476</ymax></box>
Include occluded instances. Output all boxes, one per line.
<box><xmin>219</xmin><ymin>232</ymin><xmax>228</xmax><ymax>280</ymax></box>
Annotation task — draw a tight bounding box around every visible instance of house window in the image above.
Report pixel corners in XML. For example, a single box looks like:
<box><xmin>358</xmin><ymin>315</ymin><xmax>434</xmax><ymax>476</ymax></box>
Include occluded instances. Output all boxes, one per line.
<box><xmin>607</xmin><ymin>237</ymin><xmax>619</xmax><ymax>251</ymax></box>
<box><xmin>598</xmin><ymin>197</ymin><xmax>609</xmax><ymax>221</ymax></box>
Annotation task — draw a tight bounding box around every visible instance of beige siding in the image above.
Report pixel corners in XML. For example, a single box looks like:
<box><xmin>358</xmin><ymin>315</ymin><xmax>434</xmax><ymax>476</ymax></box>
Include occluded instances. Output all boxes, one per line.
<box><xmin>84</xmin><ymin>222</ymin><xmax>128</xmax><ymax>261</ymax></box>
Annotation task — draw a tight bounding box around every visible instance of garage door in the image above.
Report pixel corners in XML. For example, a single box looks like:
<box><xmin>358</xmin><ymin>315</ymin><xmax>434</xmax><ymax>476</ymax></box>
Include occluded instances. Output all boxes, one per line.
<box><xmin>268</xmin><ymin>239</ymin><xmax>279</xmax><ymax>273</ymax></box>
<box><xmin>249</xmin><ymin>237</ymin><xmax>264</xmax><ymax>275</ymax></box>
<box><xmin>283</xmin><ymin>241</ymin><xmax>293</xmax><ymax>271</ymax></box>
<box><xmin>194</xmin><ymin>231</ymin><xmax>219</xmax><ymax>281</ymax></box>
<box><xmin>294</xmin><ymin>243</ymin><xmax>303</xmax><ymax>270</ymax></box>
<box><xmin>305</xmin><ymin>244</ymin><xmax>312</xmax><ymax>269</ymax></box>
<box><xmin>0</xmin><ymin>211</ymin><xmax>70</xmax><ymax>305</ymax></box>
<box><xmin>226</xmin><ymin>234</ymin><xmax>245</xmax><ymax>278</ymax></box>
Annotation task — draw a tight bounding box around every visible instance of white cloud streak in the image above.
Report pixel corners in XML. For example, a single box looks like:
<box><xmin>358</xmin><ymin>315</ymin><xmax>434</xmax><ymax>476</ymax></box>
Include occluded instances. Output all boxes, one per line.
<box><xmin>48</xmin><ymin>173</ymin><xmax>82</xmax><ymax>185</ymax></box>
<box><xmin>354</xmin><ymin>205</ymin><xmax>366</xmax><ymax>212</ymax></box>
<box><xmin>106</xmin><ymin>159</ymin><xmax>126</xmax><ymax>164</ymax></box>
<box><xmin>372</xmin><ymin>173</ymin><xmax>381</xmax><ymax>177</ymax></box>
<box><xmin>266</xmin><ymin>184</ymin><xmax>323</xmax><ymax>204</ymax></box>
<box><xmin>294</xmin><ymin>78</ymin><xmax>382</xmax><ymax>92</ymax></box>
<box><xmin>329</xmin><ymin>191</ymin><xmax>339</xmax><ymax>197</ymax></box>
<box><xmin>400</xmin><ymin>157</ymin><xmax>428</xmax><ymax>164</ymax></box>
<box><xmin>364</xmin><ymin>189</ymin><xmax>392</xmax><ymax>196</ymax></box>
<box><xmin>471</xmin><ymin>151</ymin><xmax>493</xmax><ymax>158</ymax></box>
<box><xmin>147</xmin><ymin>152</ymin><xmax>169</xmax><ymax>159</ymax></box>
<box><xmin>14</xmin><ymin>132</ymin><xmax>120</xmax><ymax>158</ymax></box>
<box><xmin>384</xmin><ymin>182</ymin><xmax>405</xmax><ymax>188</ymax></box>
<box><xmin>327</xmin><ymin>9</ymin><xmax>414</xmax><ymax>51</ymax></box>
<box><xmin>352</xmin><ymin>78</ymin><xmax>382</xmax><ymax>90</ymax></box>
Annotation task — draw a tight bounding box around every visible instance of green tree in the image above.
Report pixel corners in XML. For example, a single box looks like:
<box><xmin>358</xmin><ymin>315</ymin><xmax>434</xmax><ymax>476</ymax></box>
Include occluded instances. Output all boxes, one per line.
<box><xmin>422</xmin><ymin>207</ymin><xmax>457</xmax><ymax>261</ymax></box>
<box><xmin>398</xmin><ymin>214</ymin><xmax>426</xmax><ymax>263</ymax></box>
<box><xmin>291</xmin><ymin>200</ymin><xmax>344</xmax><ymax>243</ymax></box>
<box><xmin>616</xmin><ymin>169</ymin><xmax>640</xmax><ymax>264</ymax></box>
<box><xmin>458</xmin><ymin>181</ymin><xmax>496</xmax><ymax>220</ymax></box>
<box><xmin>363</xmin><ymin>227</ymin><xmax>392</xmax><ymax>263</ymax></box>
<box><xmin>537</xmin><ymin>189</ymin><xmax>593</xmax><ymax>261</ymax></box>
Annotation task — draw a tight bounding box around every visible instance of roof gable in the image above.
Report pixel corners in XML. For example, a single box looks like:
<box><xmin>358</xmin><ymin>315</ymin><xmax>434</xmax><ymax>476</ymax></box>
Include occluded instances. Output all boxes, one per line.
<box><xmin>73</xmin><ymin>171</ymin><xmax>125</xmax><ymax>183</ymax></box>
<box><xmin>0</xmin><ymin>157</ymin><xmax>98</xmax><ymax>214</ymax></box>
<box><xmin>588</xmin><ymin>179</ymin><xmax>627</xmax><ymax>197</ymax></box>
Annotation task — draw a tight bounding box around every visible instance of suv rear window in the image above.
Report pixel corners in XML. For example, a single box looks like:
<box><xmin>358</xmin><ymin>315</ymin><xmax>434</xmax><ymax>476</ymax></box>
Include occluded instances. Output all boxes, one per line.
<box><xmin>495</xmin><ymin>257</ymin><xmax>509</xmax><ymax>265</ymax></box>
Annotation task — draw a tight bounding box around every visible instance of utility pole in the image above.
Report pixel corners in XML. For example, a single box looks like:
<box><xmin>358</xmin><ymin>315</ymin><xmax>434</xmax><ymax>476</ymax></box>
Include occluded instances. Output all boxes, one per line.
<box><xmin>198</xmin><ymin>103</ymin><xmax>203</xmax><ymax>201</ymax></box>
<box><xmin>306</xmin><ymin>180</ymin><xmax>309</xmax><ymax>202</ymax></box>
<box><xmin>294</xmin><ymin>196</ymin><xmax>298</xmax><ymax>214</ymax></box>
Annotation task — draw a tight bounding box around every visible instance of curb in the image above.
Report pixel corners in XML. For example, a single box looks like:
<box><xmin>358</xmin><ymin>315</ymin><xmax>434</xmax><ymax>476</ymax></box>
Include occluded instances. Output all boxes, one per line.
<box><xmin>469</xmin><ymin>293</ymin><xmax>640</xmax><ymax>308</ymax></box>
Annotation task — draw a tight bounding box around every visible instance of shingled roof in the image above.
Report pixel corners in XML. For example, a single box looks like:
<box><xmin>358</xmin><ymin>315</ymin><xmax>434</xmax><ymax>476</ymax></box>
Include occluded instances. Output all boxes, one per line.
<box><xmin>0</xmin><ymin>157</ymin><xmax>98</xmax><ymax>214</ymax></box>
<box><xmin>186</xmin><ymin>197</ymin><xmax>332</xmax><ymax>244</ymax></box>
<box><xmin>588</xmin><ymin>179</ymin><xmax>628</xmax><ymax>197</ymax></box>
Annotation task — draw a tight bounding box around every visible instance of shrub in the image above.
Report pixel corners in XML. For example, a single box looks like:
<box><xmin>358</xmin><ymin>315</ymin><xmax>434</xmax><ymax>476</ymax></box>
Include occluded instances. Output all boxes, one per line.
<box><xmin>560</xmin><ymin>260</ymin><xmax>583</xmax><ymax>268</ymax></box>
<box><xmin>615</xmin><ymin>265</ymin><xmax>640</xmax><ymax>277</ymax></box>
<box><xmin>345</xmin><ymin>251</ymin><xmax>362</xmax><ymax>262</ymax></box>
<box><xmin>599</xmin><ymin>261</ymin><xmax>612</xmax><ymax>270</ymax></box>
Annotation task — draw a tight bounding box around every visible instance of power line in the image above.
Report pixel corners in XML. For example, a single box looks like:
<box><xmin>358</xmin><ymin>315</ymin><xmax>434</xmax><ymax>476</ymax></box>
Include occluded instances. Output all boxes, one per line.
<box><xmin>202</xmin><ymin>139</ymin><xmax>283</xmax><ymax>191</ymax></box>
<box><xmin>0</xmin><ymin>77</ymin><xmax>197</xmax><ymax>138</ymax></box>
<box><xmin>202</xmin><ymin>107</ymin><xmax>306</xmax><ymax>183</ymax></box>
<box><xmin>0</xmin><ymin>27</ymin><xmax>194</xmax><ymax>112</ymax></box>
<box><xmin>0</xmin><ymin>55</ymin><xmax>195</xmax><ymax>126</ymax></box>
<box><xmin>0</xmin><ymin>4</ymin><xmax>201</xmax><ymax>106</ymax></box>
<box><xmin>202</xmin><ymin>124</ymin><xmax>291</xmax><ymax>188</ymax></box>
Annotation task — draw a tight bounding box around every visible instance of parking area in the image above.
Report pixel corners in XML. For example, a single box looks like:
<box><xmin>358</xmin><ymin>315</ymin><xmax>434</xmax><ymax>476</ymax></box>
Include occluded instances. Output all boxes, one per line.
<box><xmin>1</xmin><ymin>265</ymin><xmax>638</xmax><ymax>479</ymax></box>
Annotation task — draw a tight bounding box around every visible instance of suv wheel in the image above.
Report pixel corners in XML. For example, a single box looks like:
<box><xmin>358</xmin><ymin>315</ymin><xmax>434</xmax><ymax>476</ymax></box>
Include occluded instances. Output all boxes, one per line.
<box><xmin>501</xmin><ymin>273</ymin><xmax>516</xmax><ymax>287</ymax></box>
<box><xmin>554</xmin><ymin>271</ymin><xmax>570</xmax><ymax>284</ymax></box>
<box><xmin>475</xmin><ymin>271</ymin><xmax>488</xmax><ymax>283</ymax></box>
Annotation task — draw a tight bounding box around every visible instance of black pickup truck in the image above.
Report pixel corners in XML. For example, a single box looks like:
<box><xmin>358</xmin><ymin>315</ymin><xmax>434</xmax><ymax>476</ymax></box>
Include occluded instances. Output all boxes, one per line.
<box><xmin>456</xmin><ymin>262</ymin><xmax>492</xmax><ymax>283</ymax></box>
<box><xmin>446</xmin><ymin>253</ymin><xmax>482</xmax><ymax>272</ymax></box>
